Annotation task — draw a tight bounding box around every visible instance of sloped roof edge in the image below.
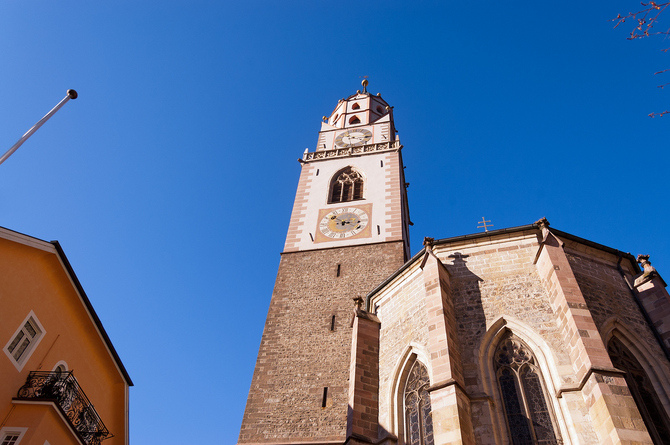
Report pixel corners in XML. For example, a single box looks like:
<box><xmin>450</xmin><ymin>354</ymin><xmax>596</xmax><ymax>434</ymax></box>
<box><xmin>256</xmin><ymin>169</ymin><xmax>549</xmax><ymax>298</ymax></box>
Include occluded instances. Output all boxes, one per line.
<box><xmin>0</xmin><ymin>226</ymin><xmax>132</xmax><ymax>386</ymax></box>
<box><xmin>366</xmin><ymin>223</ymin><xmax>641</xmax><ymax>309</ymax></box>
<box><xmin>51</xmin><ymin>241</ymin><xmax>133</xmax><ymax>386</ymax></box>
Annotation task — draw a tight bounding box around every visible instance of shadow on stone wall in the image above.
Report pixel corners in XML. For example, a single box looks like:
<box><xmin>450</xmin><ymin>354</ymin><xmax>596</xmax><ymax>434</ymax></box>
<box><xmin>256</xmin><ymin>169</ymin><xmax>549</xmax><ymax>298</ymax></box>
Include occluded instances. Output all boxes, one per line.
<box><xmin>446</xmin><ymin>253</ymin><xmax>486</xmax><ymax>391</ymax></box>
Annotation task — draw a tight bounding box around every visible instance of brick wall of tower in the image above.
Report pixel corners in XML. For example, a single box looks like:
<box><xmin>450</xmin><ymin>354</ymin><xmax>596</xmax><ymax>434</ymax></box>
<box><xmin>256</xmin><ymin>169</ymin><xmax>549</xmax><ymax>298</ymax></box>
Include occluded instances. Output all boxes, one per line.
<box><xmin>238</xmin><ymin>241</ymin><xmax>405</xmax><ymax>444</ymax></box>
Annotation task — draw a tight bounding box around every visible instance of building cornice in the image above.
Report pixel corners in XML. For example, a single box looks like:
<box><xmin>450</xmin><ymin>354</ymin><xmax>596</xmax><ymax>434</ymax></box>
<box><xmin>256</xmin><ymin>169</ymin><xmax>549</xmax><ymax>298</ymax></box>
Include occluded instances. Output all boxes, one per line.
<box><xmin>302</xmin><ymin>140</ymin><xmax>401</xmax><ymax>163</ymax></box>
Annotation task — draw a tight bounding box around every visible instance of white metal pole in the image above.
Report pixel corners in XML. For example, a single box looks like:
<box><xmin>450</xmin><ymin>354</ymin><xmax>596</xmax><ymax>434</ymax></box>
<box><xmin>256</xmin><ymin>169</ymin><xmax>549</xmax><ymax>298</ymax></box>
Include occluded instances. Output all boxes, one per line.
<box><xmin>0</xmin><ymin>89</ymin><xmax>78</xmax><ymax>167</ymax></box>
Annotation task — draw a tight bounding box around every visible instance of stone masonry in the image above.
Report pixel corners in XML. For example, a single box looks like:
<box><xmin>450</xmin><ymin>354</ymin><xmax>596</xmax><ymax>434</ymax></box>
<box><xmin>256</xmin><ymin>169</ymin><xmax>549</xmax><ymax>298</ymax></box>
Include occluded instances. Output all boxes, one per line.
<box><xmin>238</xmin><ymin>241</ymin><xmax>405</xmax><ymax>444</ymax></box>
<box><xmin>368</xmin><ymin>223</ymin><xmax>670</xmax><ymax>444</ymax></box>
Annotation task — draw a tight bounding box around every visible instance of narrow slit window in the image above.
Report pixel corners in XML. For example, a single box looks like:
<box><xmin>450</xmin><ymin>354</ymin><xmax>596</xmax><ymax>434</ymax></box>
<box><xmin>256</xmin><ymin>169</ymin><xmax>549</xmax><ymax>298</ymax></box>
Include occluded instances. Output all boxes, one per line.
<box><xmin>316</xmin><ymin>169</ymin><xmax>319</xmax><ymax>176</ymax></box>
<box><xmin>336</xmin><ymin>264</ymin><xmax>341</xmax><ymax>277</ymax></box>
<box><xmin>330</xmin><ymin>315</ymin><xmax>336</xmax><ymax>331</ymax></box>
<box><xmin>322</xmin><ymin>387</ymin><xmax>328</xmax><ymax>408</ymax></box>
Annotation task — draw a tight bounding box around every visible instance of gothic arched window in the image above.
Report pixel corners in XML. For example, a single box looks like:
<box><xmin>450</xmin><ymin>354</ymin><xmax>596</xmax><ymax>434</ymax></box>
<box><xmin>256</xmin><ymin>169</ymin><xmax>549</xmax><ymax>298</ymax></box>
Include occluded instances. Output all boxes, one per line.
<box><xmin>403</xmin><ymin>361</ymin><xmax>434</xmax><ymax>445</ymax></box>
<box><xmin>495</xmin><ymin>334</ymin><xmax>560</xmax><ymax>445</ymax></box>
<box><xmin>329</xmin><ymin>167</ymin><xmax>364</xmax><ymax>203</ymax></box>
<box><xmin>608</xmin><ymin>337</ymin><xmax>670</xmax><ymax>445</ymax></box>
<box><xmin>349</xmin><ymin>116</ymin><xmax>361</xmax><ymax>125</ymax></box>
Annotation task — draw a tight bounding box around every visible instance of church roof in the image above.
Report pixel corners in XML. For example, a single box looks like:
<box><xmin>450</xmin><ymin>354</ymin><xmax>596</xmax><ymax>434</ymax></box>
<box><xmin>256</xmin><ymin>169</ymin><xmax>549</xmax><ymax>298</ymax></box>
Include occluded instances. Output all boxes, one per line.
<box><xmin>365</xmin><ymin>222</ymin><xmax>641</xmax><ymax>310</ymax></box>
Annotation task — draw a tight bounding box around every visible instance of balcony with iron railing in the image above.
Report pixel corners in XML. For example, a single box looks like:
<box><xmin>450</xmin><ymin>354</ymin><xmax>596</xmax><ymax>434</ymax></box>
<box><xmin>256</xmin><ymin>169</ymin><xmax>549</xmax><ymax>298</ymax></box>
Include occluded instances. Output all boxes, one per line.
<box><xmin>15</xmin><ymin>371</ymin><xmax>111</xmax><ymax>445</ymax></box>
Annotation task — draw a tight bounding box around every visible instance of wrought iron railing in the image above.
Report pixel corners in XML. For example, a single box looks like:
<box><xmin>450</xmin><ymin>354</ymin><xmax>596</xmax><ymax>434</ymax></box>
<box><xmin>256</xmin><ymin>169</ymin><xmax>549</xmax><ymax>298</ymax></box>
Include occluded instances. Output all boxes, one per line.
<box><xmin>17</xmin><ymin>371</ymin><xmax>111</xmax><ymax>445</ymax></box>
<box><xmin>303</xmin><ymin>140</ymin><xmax>402</xmax><ymax>161</ymax></box>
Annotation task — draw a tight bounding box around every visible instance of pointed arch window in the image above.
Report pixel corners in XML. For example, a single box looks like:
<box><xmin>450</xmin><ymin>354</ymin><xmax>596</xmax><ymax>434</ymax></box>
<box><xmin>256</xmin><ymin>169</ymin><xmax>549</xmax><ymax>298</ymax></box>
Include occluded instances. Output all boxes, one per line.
<box><xmin>349</xmin><ymin>116</ymin><xmax>361</xmax><ymax>125</ymax></box>
<box><xmin>329</xmin><ymin>167</ymin><xmax>364</xmax><ymax>203</ymax></box>
<box><xmin>608</xmin><ymin>337</ymin><xmax>670</xmax><ymax>444</ymax></box>
<box><xmin>352</xmin><ymin>103</ymin><xmax>361</xmax><ymax>110</ymax></box>
<box><xmin>495</xmin><ymin>334</ymin><xmax>560</xmax><ymax>445</ymax></box>
<box><xmin>403</xmin><ymin>361</ymin><xmax>434</xmax><ymax>445</ymax></box>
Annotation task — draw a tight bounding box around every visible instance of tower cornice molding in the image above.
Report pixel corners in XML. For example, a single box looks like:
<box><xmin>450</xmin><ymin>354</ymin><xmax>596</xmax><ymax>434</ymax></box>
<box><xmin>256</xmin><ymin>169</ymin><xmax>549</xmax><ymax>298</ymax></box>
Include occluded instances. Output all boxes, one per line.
<box><xmin>302</xmin><ymin>140</ymin><xmax>402</xmax><ymax>163</ymax></box>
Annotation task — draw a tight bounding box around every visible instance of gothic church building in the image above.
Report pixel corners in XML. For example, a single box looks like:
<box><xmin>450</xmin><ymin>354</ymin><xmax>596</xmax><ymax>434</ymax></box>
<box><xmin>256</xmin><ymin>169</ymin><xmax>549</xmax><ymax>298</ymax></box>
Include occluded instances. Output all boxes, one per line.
<box><xmin>238</xmin><ymin>82</ymin><xmax>670</xmax><ymax>445</ymax></box>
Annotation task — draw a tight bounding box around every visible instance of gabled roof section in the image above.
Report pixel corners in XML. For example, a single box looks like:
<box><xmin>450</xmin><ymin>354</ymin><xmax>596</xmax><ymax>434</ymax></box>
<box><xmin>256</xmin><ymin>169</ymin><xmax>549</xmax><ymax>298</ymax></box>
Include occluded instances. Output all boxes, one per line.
<box><xmin>365</xmin><ymin>222</ymin><xmax>642</xmax><ymax>309</ymax></box>
<box><xmin>0</xmin><ymin>226</ymin><xmax>133</xmax><ymax>386</ymax></box>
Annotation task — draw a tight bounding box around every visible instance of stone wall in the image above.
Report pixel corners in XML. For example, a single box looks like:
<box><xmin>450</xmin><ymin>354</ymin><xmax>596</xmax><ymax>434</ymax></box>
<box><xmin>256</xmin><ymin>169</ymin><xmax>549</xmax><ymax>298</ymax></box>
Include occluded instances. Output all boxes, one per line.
<box><xmin>434</xmin><ymin>234</ymin><xmax>581</xmax><ymax>443</ymax></box>
<box><xmin>375</xmin><ymin>265</ymin><xmax>430</xmax><ymax>439</ymax></box>
<box><xmin>565</xmin><ymin>245</ymin><xmax>664</xmax><ymax>362</ymax></box>
<box><xmin>238</xmin><ymin>241</ymin><xmax>405</xmax><ymax>444</ymax></box>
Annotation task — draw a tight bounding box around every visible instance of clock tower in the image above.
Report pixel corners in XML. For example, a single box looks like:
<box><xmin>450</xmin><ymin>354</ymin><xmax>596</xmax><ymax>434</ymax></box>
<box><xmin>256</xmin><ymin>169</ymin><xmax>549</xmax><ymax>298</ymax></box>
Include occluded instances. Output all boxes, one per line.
<box><xmin>238</xmin><ymin>81</ymin><xmax>411</xmax><ymax>444</ymax></box>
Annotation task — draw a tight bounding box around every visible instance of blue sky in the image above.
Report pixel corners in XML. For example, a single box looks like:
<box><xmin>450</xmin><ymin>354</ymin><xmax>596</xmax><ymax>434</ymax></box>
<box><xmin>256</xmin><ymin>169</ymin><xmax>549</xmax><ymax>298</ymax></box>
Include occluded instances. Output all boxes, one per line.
<box><xmin>0</xmin><ymin>2</ymin><xmax>668</xmax><ymax>444</ymax></box>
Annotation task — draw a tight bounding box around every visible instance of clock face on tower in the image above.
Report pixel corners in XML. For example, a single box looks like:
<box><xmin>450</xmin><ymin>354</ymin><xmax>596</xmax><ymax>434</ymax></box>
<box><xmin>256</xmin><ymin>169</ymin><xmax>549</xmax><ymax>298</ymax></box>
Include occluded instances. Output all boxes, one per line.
<box><xmin>334</xmin><ymin>129</ymin><xmax>373</xmax><ymax>148</ymax></box>
<box><xmin>314</xmin><ymin>204</ymin><xmax>373</xmax><ymax>243</ymax></box>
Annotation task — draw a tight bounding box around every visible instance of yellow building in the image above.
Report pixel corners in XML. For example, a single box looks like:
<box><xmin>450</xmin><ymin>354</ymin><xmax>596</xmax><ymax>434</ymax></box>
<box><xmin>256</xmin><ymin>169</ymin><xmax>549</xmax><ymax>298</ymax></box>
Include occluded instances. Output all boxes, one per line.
<box><xmin>0</xmin><ymin>227</ymin><xmax>132</xmax><ymax>445</ymax></box>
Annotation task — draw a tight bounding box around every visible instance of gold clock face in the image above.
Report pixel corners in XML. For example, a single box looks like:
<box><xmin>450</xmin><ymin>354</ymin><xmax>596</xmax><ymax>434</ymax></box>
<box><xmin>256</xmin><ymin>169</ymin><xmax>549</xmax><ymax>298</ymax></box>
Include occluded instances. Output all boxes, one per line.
<box><xmin>334</xmin><ymin>129</ymin><xmax>372</xmax><ymax>148</ymax></box>
<box><xmin>319</xmin><ymin>207</ymin><xmax>369</xmax><ymax>239</ymax></box>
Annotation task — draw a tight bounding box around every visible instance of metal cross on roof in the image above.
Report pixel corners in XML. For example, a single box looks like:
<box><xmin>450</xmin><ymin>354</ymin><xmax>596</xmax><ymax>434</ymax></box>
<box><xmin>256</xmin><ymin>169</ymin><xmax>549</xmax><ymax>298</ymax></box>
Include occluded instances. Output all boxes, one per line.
<box><xmin>477</xmin><ymin>217</ymin><xmax>493</xmax><ymax>232</ymax></box>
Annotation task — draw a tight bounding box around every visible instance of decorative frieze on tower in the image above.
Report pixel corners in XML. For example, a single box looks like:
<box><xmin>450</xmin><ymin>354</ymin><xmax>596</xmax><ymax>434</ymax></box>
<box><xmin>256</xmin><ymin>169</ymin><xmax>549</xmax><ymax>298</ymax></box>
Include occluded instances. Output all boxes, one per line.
<box><xmin>238</xmin><ymin>81</ymin><xmax>410</xmax><ymax>444</ymax></box>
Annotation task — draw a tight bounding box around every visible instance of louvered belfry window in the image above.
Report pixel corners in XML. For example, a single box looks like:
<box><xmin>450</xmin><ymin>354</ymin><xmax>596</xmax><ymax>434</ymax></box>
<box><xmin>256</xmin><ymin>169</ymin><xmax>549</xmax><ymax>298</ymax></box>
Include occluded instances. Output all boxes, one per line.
<box><xmin>404</xmin><ymin>361</ymin><xmax>434</xmax><ymax>445</ymax></box>
<box><xmin>495</xmin><ymin>334</ymin><xmax>560</xmax><ymax>445</ymax></box>
<box><xmin>330</xmin><ymin>168</ymin><xmax>364</xmax><ymax>203</ymax></box>
<box><xmin>608</xmin><ymin>337</ymin><xmax>670</xmax><ymax>445</ymax></box>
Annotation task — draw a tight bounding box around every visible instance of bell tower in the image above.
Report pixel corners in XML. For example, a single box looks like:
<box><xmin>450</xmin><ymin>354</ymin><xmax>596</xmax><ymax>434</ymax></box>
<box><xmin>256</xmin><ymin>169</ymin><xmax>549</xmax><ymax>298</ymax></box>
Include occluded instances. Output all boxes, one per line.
<box><xmin>283</xmin><ymin>79</ymin><xmax>410</xmax><ymax>257</ymax></box>
<box><xmin>238</xmin><ymin>81</ymin><xmax>410</xmax><ymax>444</ymax></box>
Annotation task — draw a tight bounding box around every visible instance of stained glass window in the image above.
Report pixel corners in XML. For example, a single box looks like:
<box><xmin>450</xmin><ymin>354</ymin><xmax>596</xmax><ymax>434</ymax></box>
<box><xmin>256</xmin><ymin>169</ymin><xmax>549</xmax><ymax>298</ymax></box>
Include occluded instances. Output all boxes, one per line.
<box><xmin>608</xmin><ymin>337</ymin><xmax>670</xmax><ymax>445</ymax></box>
<box><xmin>404</xmin><ymin>361</ymin><xmax>434</xmax><ymax>445</ymax></box>
<box><xmin>495</xmin><ymin>333</ymin><xmax>560</xmax><ymax>445</ymax></box>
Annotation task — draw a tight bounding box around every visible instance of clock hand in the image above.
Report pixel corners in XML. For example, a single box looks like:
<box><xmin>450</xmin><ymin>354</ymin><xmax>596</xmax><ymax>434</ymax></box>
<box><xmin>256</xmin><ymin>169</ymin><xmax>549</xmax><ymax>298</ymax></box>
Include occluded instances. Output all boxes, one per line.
<box><xmin>338</xmin><ymin>218</ymin><xmax>360</xmax><ymax>226</ymax></box>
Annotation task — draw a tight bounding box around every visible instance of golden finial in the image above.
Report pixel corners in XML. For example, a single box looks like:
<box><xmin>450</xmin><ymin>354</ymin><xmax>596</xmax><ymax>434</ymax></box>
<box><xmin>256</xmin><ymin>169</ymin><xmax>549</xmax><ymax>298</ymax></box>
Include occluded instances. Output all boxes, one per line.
<box><xmin>361</xmin><ymin>78</ymin><xmax>369</xmax><ymax>93</ymax></box>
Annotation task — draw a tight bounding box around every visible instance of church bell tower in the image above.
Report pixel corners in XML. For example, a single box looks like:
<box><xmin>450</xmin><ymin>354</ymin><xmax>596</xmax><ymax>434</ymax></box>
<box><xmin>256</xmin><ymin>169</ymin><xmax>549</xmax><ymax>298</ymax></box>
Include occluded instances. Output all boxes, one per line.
<box><xmin>238</xmin><ymin>81</ymin><xmax>411</xmax><ymax>444</ymax></box>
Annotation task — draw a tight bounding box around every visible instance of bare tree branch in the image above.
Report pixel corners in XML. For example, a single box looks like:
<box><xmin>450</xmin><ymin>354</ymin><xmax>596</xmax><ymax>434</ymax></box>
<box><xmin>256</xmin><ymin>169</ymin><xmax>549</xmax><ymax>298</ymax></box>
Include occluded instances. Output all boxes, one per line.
<box><xmin>614</xmin><ymin>2</ymin><xmax>670</xmax><ymax>116</ymax></box>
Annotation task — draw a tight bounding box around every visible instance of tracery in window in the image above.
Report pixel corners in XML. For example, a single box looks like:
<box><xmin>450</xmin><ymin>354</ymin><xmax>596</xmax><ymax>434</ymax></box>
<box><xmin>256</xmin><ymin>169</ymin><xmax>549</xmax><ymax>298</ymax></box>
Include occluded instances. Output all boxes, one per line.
<box><xmin>608</xmin><ymin>337</ymin><xmax>670</xmax><ymax>445</ymax></box>
<box><xmin>403</xmin><ymin>361</ymin><xmax>434</xmax><ymax>445</ymax></box>
<box><xmin>329</xmin><ymin>167</ymin><xmax>364</xmax><ymax>203</ymax></box>
<box><xmin>495</xmin><ymin>333</ymin><xmax>559</xmax><ymax>445</ymax></box>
